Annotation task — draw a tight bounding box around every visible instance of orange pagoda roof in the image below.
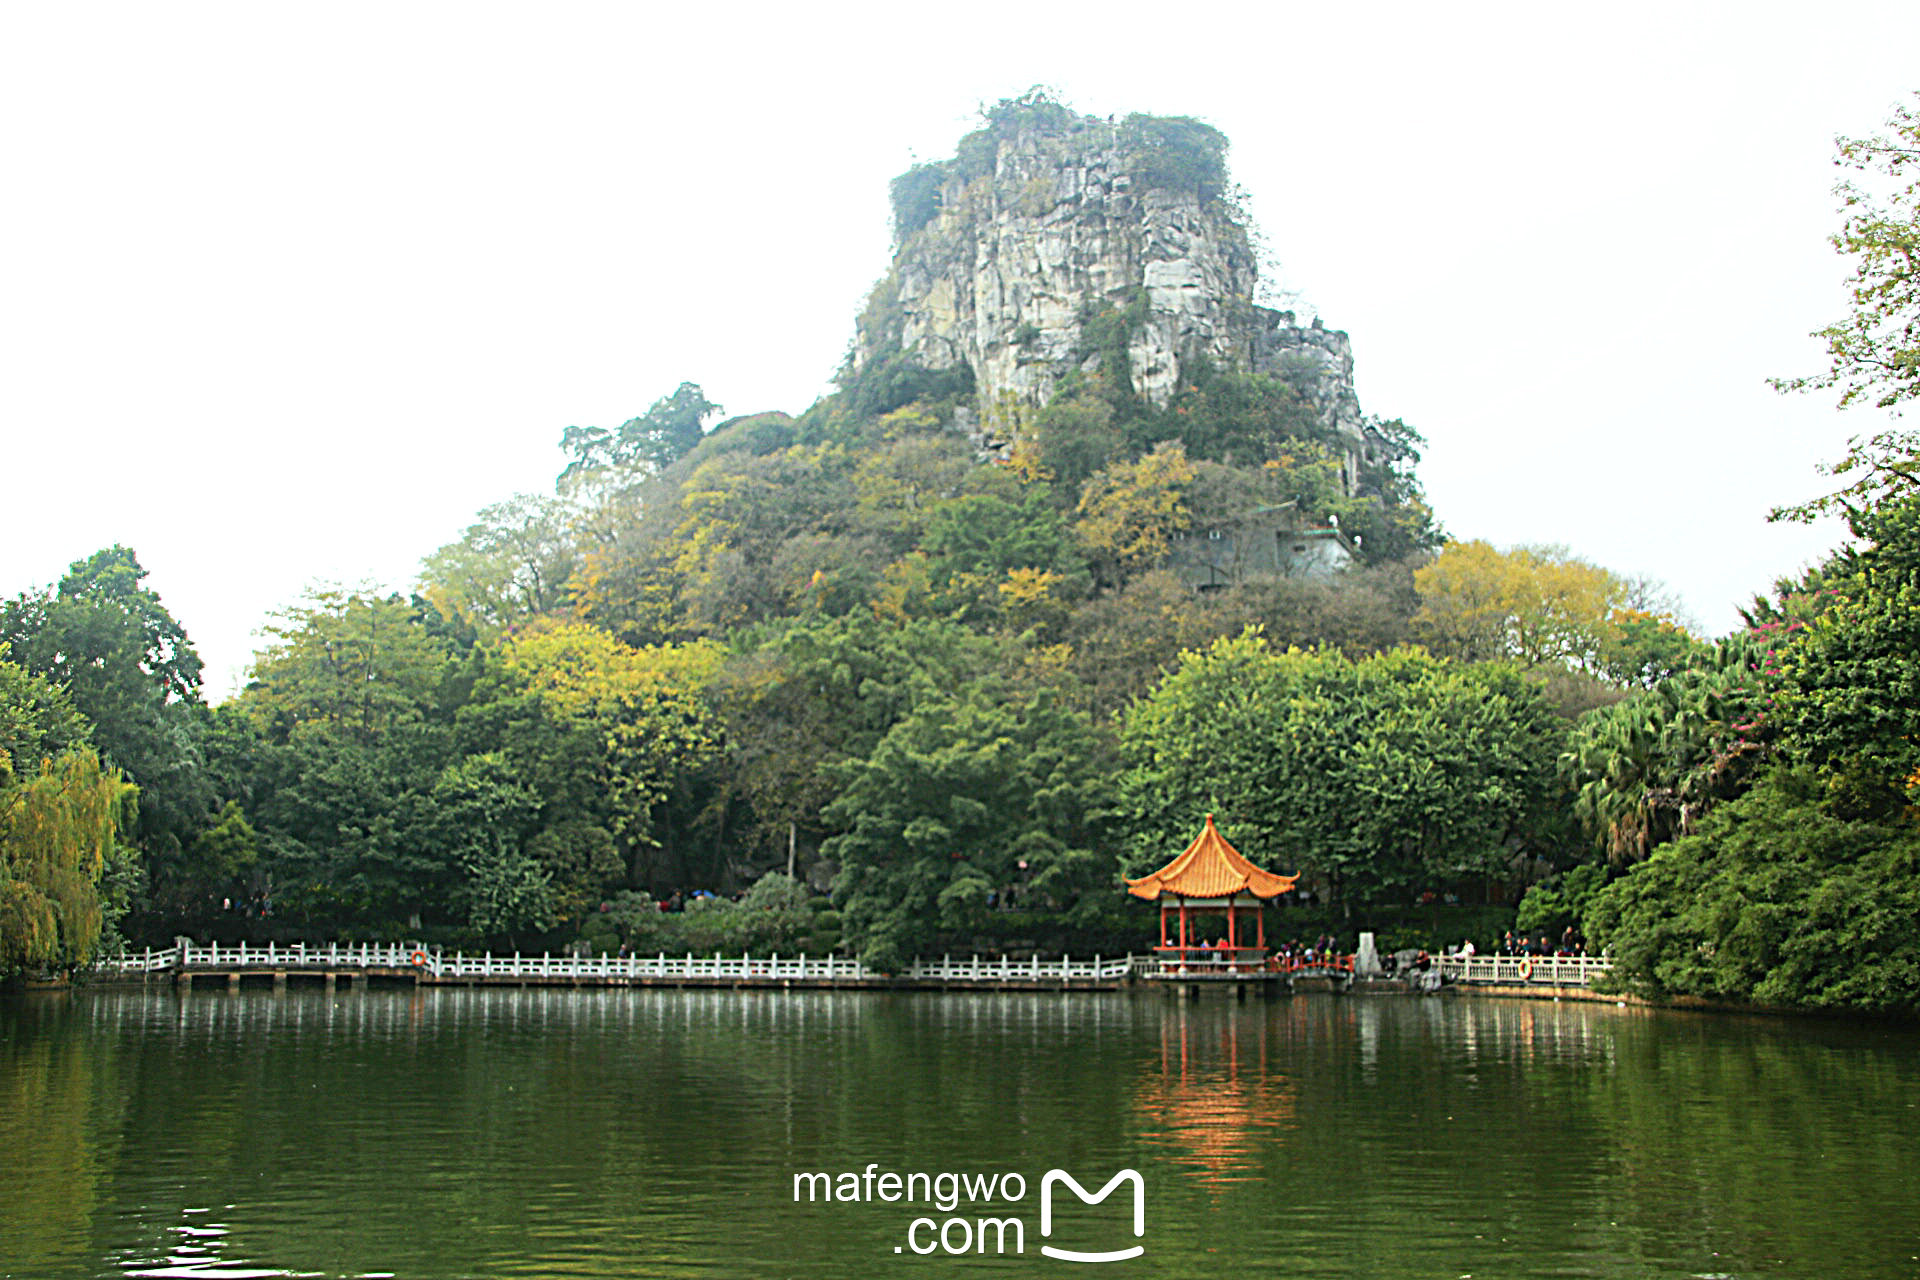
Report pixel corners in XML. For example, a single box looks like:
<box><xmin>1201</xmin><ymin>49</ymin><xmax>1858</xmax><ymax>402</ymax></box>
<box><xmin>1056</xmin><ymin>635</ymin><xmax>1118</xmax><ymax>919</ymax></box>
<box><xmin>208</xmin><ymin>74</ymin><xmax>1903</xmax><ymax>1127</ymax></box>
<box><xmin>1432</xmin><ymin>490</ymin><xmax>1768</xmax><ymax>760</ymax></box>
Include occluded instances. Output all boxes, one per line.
<box><xmin>1125</xmin><ymin>815</ymin><xmax>1299</xmax><ymax>900</ymax></box>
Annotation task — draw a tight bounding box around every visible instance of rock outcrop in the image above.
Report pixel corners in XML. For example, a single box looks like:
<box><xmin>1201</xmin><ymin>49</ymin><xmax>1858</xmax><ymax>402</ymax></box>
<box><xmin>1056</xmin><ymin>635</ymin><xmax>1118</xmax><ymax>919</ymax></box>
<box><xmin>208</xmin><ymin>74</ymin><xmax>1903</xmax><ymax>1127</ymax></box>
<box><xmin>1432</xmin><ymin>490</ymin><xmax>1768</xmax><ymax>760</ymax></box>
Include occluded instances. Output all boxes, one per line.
<box><xmin>850</xmin><ymin>97</ymin><xmax>1373</xmax><ymax>458</ymax></box>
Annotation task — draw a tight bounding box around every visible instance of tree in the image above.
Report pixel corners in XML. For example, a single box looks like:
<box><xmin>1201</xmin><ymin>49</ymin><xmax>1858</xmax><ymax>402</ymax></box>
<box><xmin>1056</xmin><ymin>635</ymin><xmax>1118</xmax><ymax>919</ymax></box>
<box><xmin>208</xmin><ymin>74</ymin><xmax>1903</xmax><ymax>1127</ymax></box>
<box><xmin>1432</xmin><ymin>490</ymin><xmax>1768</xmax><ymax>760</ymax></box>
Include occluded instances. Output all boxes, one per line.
<box><xmin>1011</xmin><ymin>388</ymin><xmax>1125</xmax><ymax>489</ymax></box>
<box><xmin>450</xmin><ymin>684</ymin><xmax>620</xmax><ymax>926</ymax></box>
<box><xmin>1335</xmin><ymin>416</ymin><xmax>1444</xmax><ymax>565</ymax></box>
<box><xmin>1770</xmin><ymin>97</ymin><xmax>1920</xmax><ymax>529</ymax></box>
<box><xmin>894</xmin><ymin>475</ymin><xmax>1090</xmax><ymax>628</ymax></box>
<box><xmin>243</xmin><ymin>588</ymin><xmax>457</xmax><ymax>748</ymax></box>
<box><xmin>1075</xmin><ymin>442</ymin><xmax>1196</xmax><ymax>588</ymax></box>
<box><xmin>666</xmin><ymin>445</ymin><xmax>857</xmax><ymax>633</ymax></box>
<box><xmin>1163</xmin><ymin>369</ymin><xmax>1319</xmax><ymax>467</ymax></box>
<box><xmin>0</xmin><ymin>547</ymin><xmax>208</xmax><ymax>788</ymax></box>
<box><xmin>418</xmin><ymin>492</ymin><xmax>582</xmax><ymax>634</ymax></box>
<box><xmin>0</xmin><ymin>649</ymin><xmax>135</xmax><ymax>975</ymax></box>
<box><xmin>1583</xmin><ymin>767</ymin><xmax>1920</xmax><ymax>1013</ymax></box>
<box><xmin>1771</xmin><ymin>427</ymin><xmax>1920</xmax><ymax>525</ymax></box>
<box><xmin>182</xmin><ymin>801</ymin><xmax>260</xmax><ymax>905</ymax></box>
<box><xmin>231</xmin><ymin>591</ymin><xmax>465</xmax><ymax>932</ymax></box>
<box><xmin>0</xmin><ymin>547</ymin><xmax>213</xmax><ymax>920</ymax></box>
<box><xmin>709</xmin><ymin>613</ymin><xmax>1000</xmax><ymax>872</ymax></box>
<box><xmin>557</xmin><ymin>382</ymin><xmax>723</xmax><ymax>487</ymax></box>
<box><xmin>1056</xmin><ymin>562</ymin><xmax>1419</xmax><ymax>720</ymax></box>
<box><xmin>567</xmin><ymin>470</ymin><xmax>687</xmax><ymax>645</ymax></box>
<box><xmin>234</xmin><ymin>714</ymin><xmax>459</xmax><ymax>932</ymax></box>
<box><xmin>824</xmin><ymin>680</ymin><xmax>1111</xmax><ymax>970</ymax></box>
<box><xmin>432</xmin><ymin>751</ymin><xmax>552</xmax><ymax>942</ymax></box>
<box><xmin>0</xmin><ymin>644</ymin><xmax>89</xmax><ymax>772</ymax></box>
<box><xmin>1584</xmin><ymin>430</ymin><xmax>1920</xmax><ymax>1012</ymax></box>
<box><xmin>1593</xmin><ymin>607</ymin><xmax>1711</xmax><ymax>688</ymax></box>
<box><xmin>1413</xmin><ymin>541</ymin><xmax>1666</xmax><ymax>672</ymax></box>
<box><xmin>1118</xmin><ymin>632</ymin><xmax>1563</xmax><ymax>916</ymax></box>
<box><xmin>1772</xmin><ymin>493</ymin><xmax>1920</xmax><ymax>820</ymax></box>
<box><xmin>500</xmin><ymin>622</ymin><xmax>723</xmax><ymax>886</ymax></box>
<box><xmin>1772</xmin><ymin>94</ymin><xmax>1920</xmax><ymax>416</ymax></box>
<box><xmin>922</xmin><ymin>479</ymin><xmax>1079</xmax><ymax>585</ymax></box>
<box><xmin>8</xmin><ymin>546</ymin><xmax>204</xmax><ymax>701</ymax></box>
<box><xmin>849</xmin><ymin>433</ymin><xmax>975</xmax><ymax>550</ymax></box>
<box><xmin>1560</xmin><ymin>636</ymin><xmax>1774</xmax><ymax>863</ymax></box>
<box><xmin>1</xmin><ymin>748</ymin><xmax>136</xmax><ymax>977</ymax></box>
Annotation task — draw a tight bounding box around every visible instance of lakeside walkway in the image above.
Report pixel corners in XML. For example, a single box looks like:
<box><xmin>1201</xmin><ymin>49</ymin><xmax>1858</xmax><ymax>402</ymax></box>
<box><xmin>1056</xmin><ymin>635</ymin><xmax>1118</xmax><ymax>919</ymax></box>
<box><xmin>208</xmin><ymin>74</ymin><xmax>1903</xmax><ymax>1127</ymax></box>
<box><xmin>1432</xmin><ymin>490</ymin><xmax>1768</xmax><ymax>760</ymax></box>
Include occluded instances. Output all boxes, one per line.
<box><xmin>98</xmin><ymin>942</ymin><xmax>1140</xmax><ymax>990</ymax></box>
<box><xmin>92</xmin><ymin>942</ymin><xmax>1613</xmax><ymax>993</ymax></box>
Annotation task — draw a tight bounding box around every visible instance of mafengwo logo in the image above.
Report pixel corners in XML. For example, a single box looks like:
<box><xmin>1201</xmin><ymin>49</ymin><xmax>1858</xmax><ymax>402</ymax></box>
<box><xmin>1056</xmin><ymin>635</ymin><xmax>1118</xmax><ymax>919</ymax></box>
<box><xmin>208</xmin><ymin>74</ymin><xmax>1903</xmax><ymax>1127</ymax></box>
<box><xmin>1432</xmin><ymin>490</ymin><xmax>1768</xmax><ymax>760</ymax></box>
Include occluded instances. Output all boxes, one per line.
<box><xmin>791</xmin><ymin>1164</ymin><xmax>1146</xmax><ymax>1261</ymax></box>
<box><xmin>1039</xmin><ymin>1169</ymin><xmax>1146</xmax><ymax>1262</ymax></box>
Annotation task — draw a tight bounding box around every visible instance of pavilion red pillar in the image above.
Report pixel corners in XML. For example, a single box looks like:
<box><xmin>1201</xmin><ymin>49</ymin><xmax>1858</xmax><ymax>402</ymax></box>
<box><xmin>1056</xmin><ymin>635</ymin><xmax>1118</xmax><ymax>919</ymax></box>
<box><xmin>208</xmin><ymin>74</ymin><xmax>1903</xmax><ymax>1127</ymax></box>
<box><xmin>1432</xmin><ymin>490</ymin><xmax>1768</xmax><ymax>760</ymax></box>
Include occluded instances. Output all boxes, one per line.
<box><xmin>1179</xmin><ymin>899</ymin><xmax>1190</xmax><ymax>950</ymax></box>
<box><xmin>1228</xmin><ymin>901</ymin><xmax>1238</xmax><ymax>950</ymax></box>
<box><xmin>1159</xmin><ymin>905</ymin><xmax>1168</xmax><ymax>949</ymax></box>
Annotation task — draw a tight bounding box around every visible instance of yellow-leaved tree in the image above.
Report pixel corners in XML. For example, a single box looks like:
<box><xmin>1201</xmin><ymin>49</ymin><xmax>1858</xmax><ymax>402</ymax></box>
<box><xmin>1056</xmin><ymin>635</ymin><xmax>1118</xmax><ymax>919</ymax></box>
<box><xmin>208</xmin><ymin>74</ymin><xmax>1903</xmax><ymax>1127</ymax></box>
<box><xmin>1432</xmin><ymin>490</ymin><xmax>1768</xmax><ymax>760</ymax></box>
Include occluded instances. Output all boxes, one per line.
<box><xmin>1413</xmin><ymin>542</ymin><xmax>1704</xmax><ymax>698</ymax></box>
<box><xmin>1414</xmin><ymin>541</ymin><xmax>1629</xmax><ymax>668</ymax></box>
<box><xmin>1075</xmin><ymin>441</ymin><xmax>1196</xmax><ymax>588</ymax></box>
<box><xmin>501</xmin><ymin>623</ymin><xmax>724</xmax><ymax>881</ymax></box>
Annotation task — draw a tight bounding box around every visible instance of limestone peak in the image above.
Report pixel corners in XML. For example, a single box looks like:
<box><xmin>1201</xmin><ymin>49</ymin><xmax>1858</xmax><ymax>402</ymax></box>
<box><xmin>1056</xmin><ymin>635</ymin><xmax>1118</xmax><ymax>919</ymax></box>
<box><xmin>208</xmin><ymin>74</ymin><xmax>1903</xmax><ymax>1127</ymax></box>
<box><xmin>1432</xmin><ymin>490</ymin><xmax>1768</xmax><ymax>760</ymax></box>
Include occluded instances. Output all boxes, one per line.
<box><xmin>847</xmin><ymin>92</ymin><xmax>1369</xmax><ymax>458</ymax></box>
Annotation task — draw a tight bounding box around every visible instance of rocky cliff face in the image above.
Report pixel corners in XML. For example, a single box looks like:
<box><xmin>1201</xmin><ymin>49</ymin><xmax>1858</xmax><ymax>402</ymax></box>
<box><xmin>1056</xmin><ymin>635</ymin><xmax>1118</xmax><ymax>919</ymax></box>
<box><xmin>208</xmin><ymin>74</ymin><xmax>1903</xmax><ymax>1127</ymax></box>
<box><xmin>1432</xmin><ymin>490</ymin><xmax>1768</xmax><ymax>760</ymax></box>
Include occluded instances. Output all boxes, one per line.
<box><xmin>851</xmin><ymin>100</ymin><xmax>1369</xmax><ymax>452</ymax></box>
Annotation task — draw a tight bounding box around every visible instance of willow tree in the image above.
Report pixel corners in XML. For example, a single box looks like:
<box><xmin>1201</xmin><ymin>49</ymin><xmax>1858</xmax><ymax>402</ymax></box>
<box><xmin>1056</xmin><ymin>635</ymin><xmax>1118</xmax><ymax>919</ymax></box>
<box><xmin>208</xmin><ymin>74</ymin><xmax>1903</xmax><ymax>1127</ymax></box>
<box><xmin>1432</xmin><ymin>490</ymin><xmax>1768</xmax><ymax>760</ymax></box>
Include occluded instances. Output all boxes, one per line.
<box><xmin>1</xmin><ymin>749</ymin><xmax>136</xmax><ymax>977</ymax></box>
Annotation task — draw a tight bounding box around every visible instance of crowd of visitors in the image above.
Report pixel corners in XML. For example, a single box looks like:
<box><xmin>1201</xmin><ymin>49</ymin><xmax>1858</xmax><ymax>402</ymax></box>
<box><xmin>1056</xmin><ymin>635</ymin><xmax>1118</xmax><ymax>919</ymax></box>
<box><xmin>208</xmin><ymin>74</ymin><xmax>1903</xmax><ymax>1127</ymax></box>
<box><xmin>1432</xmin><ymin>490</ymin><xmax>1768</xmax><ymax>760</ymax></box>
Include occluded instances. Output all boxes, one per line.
<box><xmin>1494</xmin><ymin>926</ymin><xmax>1588</xmax><ymax>957</ymax></box>
<box><xmin>1271</xmin><ymin>935</ymin><xmax>1342</xmax><ymax>966</ymax></box>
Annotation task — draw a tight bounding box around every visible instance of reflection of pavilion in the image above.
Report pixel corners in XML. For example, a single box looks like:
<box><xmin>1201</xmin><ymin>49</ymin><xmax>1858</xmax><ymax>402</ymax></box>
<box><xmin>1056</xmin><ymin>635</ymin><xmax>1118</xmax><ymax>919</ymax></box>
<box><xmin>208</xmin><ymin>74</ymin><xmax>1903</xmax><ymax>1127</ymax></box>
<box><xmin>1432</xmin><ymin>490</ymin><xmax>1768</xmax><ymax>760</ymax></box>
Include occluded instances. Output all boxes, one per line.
<box><xmin>1133</xmin><ymin>1009</ymin><xmax>1297</xmax><ymax>1185</ymax></box>
<box><xmin>1125</xmin><ymin>816</ymin><xmax>1297</xmax><ymax>979</ymax></box>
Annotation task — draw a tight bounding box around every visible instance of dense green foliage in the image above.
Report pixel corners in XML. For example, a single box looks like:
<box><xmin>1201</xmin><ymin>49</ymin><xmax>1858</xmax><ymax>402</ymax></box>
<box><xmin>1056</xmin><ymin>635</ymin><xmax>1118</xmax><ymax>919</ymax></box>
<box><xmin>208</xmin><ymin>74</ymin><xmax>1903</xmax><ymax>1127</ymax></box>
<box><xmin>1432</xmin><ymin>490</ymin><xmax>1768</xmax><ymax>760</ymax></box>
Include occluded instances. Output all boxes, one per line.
<box><xmin>0</xmin><ymin>396</ymin><xmax>1469</xmax><ymax>969</ymax></box>
<box><xmin>1773</xmin><ymin>497</ymin><xmax>1920</xmax><ymax>818</ymax></box>
<box><xmin>1560</xmin><ymin>637</ymin><xmax>1773</xmax><ymax>862</ymax></box>
<box><xmin>1118</xmin><ymin>633</ymin><xmax>1564</xmax><ymax>915</ymax></box>
<box><xmin>0</xmin><ymin>548</ymin><xmax>212</xmax><ymax>891</ymax></box>
<box><xmin>1585</xmin><ymin>769</ymin><xmax>1920</xmax><ymax>1011</ymax></box>
<box><xmin>825</xmin><ymin>680</ymin><xmax>1110</xmax><ymax>971</ymax></box>
<box><xmin>578</xmin><ymin>873</ymin><xmax>842</xmax><ymax>957</ymax></box>
<box><xmin>1572</xmin><ymin>495</ymin><xmax>1920</xmax><ymax>1012</ymax></box>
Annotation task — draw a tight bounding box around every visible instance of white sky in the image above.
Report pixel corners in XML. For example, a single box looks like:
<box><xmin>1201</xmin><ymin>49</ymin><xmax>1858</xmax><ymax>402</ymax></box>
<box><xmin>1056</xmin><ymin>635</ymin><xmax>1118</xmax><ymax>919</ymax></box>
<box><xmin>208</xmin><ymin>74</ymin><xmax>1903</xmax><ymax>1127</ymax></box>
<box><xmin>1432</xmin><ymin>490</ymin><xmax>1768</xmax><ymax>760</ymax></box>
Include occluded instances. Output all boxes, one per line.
<box><xmin>3</xmin><ymin>2</ymin><xmax>1914</xmax><ymax>700</ymax></box>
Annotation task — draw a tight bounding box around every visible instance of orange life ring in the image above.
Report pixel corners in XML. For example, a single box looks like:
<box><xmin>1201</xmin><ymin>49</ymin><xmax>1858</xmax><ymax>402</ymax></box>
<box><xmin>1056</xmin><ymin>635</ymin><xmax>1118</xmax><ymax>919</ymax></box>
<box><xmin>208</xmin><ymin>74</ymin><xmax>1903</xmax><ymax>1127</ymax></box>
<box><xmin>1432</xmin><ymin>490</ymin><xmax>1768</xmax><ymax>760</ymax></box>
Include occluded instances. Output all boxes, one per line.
<box><xmin>410</xmin><ymin>950</ymin><xmax>428</xmax><ymax>967</ymax></box>
<box><xmin>1517</xmin><ymin>957</ymin><xmax>1533</xmax><ymax>981</ymax></box>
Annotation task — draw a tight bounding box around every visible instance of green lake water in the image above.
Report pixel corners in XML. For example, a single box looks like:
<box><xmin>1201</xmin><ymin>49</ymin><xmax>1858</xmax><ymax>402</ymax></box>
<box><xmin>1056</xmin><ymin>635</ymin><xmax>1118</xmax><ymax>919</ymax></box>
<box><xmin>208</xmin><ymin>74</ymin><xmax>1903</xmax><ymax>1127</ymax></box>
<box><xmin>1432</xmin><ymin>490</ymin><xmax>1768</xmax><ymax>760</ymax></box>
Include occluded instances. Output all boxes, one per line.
<box><xmin>3</xmin><ymin>985</ymin><xmax>1917</xmax><ymax>1279</ymax></box>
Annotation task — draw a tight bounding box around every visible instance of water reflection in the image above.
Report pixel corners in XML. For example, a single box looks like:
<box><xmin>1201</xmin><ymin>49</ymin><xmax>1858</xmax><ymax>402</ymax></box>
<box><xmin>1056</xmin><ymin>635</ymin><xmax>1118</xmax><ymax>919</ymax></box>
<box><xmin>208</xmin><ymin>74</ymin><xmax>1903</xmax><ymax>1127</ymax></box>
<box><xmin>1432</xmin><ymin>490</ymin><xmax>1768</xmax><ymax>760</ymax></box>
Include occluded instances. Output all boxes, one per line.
<box><xmin>1134</xmin><ymin>1000</ymin><xmax>1297</xmax><ymax>1186</ymax></box>
<box><xmin>110</xmin><ymin>1207</ymin><xmax>323</xmax><ymax>1279</ymax></box>
<box><xmin>3</xmin><ymin>986</ymin><xmax>1918</xmax><ymax>1279</ymax></box>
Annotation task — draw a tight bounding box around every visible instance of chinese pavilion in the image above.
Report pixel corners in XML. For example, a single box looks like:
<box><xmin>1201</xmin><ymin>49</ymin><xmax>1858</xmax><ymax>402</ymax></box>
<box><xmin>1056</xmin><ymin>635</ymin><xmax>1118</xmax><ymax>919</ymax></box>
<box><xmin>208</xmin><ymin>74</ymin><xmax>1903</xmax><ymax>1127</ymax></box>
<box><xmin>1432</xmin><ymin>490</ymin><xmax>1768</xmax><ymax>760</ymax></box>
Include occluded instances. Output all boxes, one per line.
<box><xmin>1125</xmin><ymin>815</ymin><xmax>1298</xmax><ymax>975</ymax></box>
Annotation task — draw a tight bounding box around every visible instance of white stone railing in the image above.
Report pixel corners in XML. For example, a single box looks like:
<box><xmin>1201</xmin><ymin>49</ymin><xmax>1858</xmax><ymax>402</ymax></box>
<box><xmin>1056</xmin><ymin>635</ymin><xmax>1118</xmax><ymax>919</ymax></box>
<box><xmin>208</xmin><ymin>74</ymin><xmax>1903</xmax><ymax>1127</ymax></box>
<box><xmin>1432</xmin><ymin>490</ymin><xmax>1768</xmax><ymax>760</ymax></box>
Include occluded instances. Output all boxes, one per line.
<box><xmin>98</xmin><ymin>941</ymin><xmax>425</xmax><ymax>973</ymax></box>
<box><xmin>902</xmin><ymin>954</ymin><xmax>1133</xmax><ymax>982</ymax></box>
<box><xmin>96</xmin><ymin>945</ymin><xmax>1605</xmax><ymax>988</ymax></box>
<box><xmin>1437</xmin><ymin>954</ymin><xmax>1611</xmax><ymax>986</ymax></box>
<box><xmin>102</xmin><ymin>946</ymin><xmax>182</xmax><ymax>974</ymax></box>
<box><xmin>94</xmin><ymin>944</ymin><xmax>1137</xmax><ymax>984</ymax></box>
<box><xmin>435</xmin><ymin>950</ymin><xmax>873</xmax><ymax>981</ymax></box>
